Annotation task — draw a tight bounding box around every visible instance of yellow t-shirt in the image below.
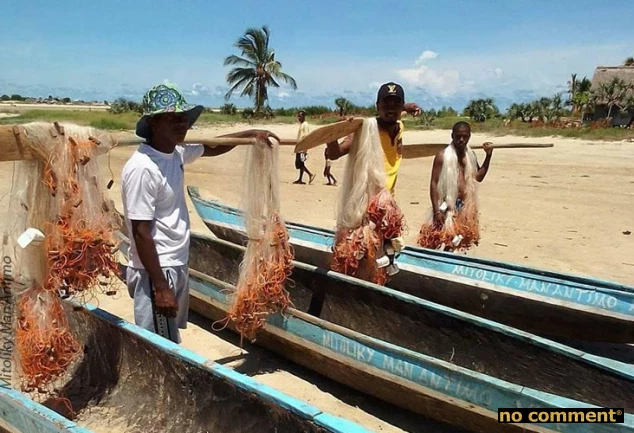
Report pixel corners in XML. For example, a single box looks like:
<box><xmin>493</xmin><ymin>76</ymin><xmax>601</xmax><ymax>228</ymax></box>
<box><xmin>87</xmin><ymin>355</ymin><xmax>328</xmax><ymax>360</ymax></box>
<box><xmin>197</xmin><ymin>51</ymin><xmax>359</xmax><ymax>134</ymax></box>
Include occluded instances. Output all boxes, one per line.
<box><xmin>378</xmin><ymin>120</ymin><xmax>403</xmax><ymax>193</ymax></box>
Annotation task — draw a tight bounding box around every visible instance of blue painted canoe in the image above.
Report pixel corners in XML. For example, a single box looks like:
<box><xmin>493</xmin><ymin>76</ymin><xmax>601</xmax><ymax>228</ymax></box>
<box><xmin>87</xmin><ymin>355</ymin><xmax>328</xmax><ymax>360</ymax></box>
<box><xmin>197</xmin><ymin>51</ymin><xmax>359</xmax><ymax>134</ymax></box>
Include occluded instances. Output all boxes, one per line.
<box><xmin>187</xmin><ymin>185</ymin><xmax>634</xmax><ymax>343</ymax></box>
<box><xmin>0</xmin><ymin>300</ymin><xmax>370</xmax><ymax>433</ymax></box>
<box><xmin>0</xmin><ymin>386</ymin><xmax>94</xmax><ymax>433</ymax></box>
<box><xmin>118</xmin><ymin>231</ymin><xmax>634</xmax><ymax>433</ymax></box>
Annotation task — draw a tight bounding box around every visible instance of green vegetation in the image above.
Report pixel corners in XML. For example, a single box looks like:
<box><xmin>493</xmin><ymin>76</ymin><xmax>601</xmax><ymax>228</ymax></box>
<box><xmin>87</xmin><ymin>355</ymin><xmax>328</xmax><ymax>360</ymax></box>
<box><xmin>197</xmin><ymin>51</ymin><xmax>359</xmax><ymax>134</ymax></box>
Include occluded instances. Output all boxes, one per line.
<box><xmin>403</xmin><ymin>115</ymin><xmax>633</xmax><ymax>141</ymax></box>
<box><xmin>0</xmin><ymin>109</ymin><xmax>304</xmax><ymax>130</ymax></box>
<box><xmin>2</xmin><ymin>106</ymin><xmax>631</xmax><ymax>141</ymax></box>
<box><xmin>463</xmin><ymin>98</ymin><xmax>500</xmax><ymax>122</ymax></box>
<box><xmin>0</xmin><ymin>110</ymin><xmax>140</xmax><ymax>129</ymax></box>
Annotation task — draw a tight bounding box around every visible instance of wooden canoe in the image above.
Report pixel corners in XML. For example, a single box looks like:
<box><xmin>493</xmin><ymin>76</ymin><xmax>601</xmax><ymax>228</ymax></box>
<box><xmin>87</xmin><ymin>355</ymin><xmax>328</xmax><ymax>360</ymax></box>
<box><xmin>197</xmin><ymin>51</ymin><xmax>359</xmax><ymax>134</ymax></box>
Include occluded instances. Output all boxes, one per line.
<box><xmin>187</xmin><ymin>186</ymin><xmax>634</xmax><ymax>343</ymax></box>
<box><xmin>0</xmin><ymin>300</ymin><xmax>369</xmax><ymax>433</ymax></box>
<box><xmin>117</xmin><ymin>232</ymin><xmax>634</xmax><ymax>433</ymax></box>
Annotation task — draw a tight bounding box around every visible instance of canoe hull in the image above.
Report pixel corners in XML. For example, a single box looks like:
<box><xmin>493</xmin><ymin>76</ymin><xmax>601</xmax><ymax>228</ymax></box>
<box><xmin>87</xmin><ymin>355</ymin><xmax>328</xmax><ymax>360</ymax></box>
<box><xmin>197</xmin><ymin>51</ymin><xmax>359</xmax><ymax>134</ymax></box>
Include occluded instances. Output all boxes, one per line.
<box><xmin>187</xmin><ymin>186</ymin><xmax>634</xmax><ymax>343</ymax></box>
<box><xmin>189</xmin><ymin>289</ymin><xmax>512</xmax><ymax>433</ymax></box>
<box><xmin>0</xmin><ymin>299</ymin><xmax>369</xmax><ymax>433</ymax></box>
<box><xmin>163</xmin><ymin>233</ymin><xmax>634</xmax><ymax>433</ymax></box>
<box><xmin>113</xmin><ymin>234</ymin><xmax>634</xmax><ymax>433</ymax></box>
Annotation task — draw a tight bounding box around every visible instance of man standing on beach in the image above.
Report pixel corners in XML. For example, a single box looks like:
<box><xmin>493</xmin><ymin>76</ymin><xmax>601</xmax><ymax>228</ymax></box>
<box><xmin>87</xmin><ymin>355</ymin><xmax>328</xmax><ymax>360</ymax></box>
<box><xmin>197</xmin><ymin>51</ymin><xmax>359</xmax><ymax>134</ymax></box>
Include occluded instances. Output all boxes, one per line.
<box><xmin>121</xmin><ymin>84</ymin><xmax>279</xmax><ymax>343</ymax></box>
<box><xmin>325</xmin><ymin>82</ymin><xmax>421</xmax><ymax>194</ymax></box>
<box><xmin>417</xmin><ymin>121</ymin><xmax>493</xmax><ymax>251</ymax></box>
<box><xmin>294</xmin><ymin>110</ymin><xmax>316</xmax><ymax>184</ymax></box>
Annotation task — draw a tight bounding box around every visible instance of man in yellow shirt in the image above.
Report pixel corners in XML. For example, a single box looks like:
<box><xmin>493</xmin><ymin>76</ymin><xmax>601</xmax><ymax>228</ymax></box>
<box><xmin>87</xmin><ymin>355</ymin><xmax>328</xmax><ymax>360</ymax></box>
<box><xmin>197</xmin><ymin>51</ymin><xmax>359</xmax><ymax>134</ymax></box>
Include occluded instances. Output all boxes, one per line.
<box><xmin>325</xmin><ymin>82</ymin><xmax>419</xmax><ymax>193</ymax></box>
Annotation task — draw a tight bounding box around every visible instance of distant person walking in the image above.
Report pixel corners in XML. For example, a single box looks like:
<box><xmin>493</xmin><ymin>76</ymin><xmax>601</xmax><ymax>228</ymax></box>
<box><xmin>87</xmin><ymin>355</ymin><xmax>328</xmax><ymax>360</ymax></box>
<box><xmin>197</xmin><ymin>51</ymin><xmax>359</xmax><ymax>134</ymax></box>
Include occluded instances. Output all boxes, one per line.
<box><xmin>323</xmin><ymin>147</ymin><xmax>337</xmax><ymax>185</ymax></box>
<box><xmin>294</xmin><ymin>111</ymin><xmax>316</xmax><ymax>184</ymax></box>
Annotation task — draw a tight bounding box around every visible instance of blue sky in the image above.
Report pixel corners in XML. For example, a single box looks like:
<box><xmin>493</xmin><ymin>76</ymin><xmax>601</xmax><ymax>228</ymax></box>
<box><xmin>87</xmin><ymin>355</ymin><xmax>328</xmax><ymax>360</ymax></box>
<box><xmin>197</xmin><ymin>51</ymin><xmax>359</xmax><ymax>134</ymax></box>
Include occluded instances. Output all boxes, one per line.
<box><xmin>1</xmin><ymin>0</ymin><xmax>633</xmax><ymax>110</ymax></box>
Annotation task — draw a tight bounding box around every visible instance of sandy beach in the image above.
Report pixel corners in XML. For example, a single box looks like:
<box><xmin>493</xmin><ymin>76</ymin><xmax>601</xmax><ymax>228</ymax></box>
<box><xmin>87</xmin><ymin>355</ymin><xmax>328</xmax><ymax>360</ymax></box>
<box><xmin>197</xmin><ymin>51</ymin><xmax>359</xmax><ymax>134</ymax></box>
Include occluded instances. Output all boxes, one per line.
<box><xmin>1</xmin><ymin>121</ymin><xmax>632</xmax><ymax>432</ymax></box>
<box><xmin>105</xmin><ymin>121</ymin><xmax>632</xmax><ymax>285</ymax></box>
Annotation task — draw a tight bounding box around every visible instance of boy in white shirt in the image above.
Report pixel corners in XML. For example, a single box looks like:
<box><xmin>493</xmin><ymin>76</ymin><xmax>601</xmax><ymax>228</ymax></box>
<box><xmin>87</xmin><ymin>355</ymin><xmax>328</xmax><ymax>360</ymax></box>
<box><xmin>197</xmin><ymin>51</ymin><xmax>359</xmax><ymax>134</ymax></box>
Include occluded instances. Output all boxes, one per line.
<box><xmin>122</xmin><ymin>84</ymin><xmax>279</xmax><ymax>343</ymax></box>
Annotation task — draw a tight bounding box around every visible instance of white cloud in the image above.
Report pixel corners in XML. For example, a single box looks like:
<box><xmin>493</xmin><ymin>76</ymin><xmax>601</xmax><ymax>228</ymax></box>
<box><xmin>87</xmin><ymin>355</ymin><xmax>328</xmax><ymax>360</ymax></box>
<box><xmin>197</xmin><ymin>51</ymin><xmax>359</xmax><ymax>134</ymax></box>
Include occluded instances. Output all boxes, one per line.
<box><xmin>415</xmin><ymin>50</ymin><xmax>438</xmax><ymax>65</ymax></box>
<box><xmin>397</xmin><ymin>49</ymin><xmax>469</xmax><ymax>96</ymax></box>
<box><xmin>494</xmin><ymin>68</ymin><xmax>503</xmax><ymax>79</ymax></box>
<box><xmin>189</xmin><ymin>83</ymin><xmax>210</xmax><ymax>97</ymax></box>
<box><xmin>397</xmin><ymin>64</ymin><xmax>464</xmax><ymax>96</ymax></box>
<box><xmin>277</xmin><ymin>91</ymin><xmax>290</xmax><ymax>99</ymax></box>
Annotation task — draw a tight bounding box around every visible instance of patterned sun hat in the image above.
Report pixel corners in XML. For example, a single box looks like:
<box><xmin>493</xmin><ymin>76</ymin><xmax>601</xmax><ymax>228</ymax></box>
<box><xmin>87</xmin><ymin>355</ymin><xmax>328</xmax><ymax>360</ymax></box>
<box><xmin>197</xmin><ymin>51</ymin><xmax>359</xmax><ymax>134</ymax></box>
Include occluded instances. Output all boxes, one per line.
<box><xmin>135</xmin><ymin>84</ymin><xmax>204</xmax><ymax>139</ymax></box>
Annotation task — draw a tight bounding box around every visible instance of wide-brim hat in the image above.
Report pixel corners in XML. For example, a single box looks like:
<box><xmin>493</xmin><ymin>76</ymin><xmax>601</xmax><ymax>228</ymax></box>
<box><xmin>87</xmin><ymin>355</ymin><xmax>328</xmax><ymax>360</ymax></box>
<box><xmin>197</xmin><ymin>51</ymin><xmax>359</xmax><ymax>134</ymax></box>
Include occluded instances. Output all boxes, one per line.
<box><xmin>135</xmin><ymin>84</ymin><xmax>204</xmax><ymax>139</ymax></box>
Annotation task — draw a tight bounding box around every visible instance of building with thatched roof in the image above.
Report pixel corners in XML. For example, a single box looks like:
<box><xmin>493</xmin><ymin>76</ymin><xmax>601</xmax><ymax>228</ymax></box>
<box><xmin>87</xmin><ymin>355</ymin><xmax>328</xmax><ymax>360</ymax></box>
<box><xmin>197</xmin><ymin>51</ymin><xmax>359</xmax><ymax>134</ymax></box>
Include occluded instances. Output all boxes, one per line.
<box><xmin>589</xmin><ymin>66</ymin><xmax>634</xmax><ymax>126</ymax></box>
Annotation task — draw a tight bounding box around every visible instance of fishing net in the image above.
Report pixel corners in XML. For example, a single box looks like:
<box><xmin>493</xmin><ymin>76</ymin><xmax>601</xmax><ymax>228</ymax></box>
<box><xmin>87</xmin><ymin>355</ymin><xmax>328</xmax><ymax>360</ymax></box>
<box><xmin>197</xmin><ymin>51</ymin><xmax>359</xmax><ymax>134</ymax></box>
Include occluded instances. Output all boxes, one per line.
<box><xmin>417</xmin><ymin>145</ymin><xmax>480</xmax><ymax>252</ymax></box>
<box><xmin>3</xmin><ymin>122</ymin><xmax>119</xmax><ymax>397</ymax></box>
<box><xmin>221</xmin><ymin>139</ymin><xmax>293</xmax><ymax>342</ymax></box>
<box><xmin>331</xmin><ymin>118</ymin><xmax>405</xmax><ymax>285</ymax></box>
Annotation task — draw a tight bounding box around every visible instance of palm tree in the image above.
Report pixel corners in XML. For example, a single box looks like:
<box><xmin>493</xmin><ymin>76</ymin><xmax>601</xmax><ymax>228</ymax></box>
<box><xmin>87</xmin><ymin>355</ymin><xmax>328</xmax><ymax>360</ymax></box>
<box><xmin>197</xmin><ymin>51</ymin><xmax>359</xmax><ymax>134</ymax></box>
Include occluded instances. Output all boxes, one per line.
<box><xmin>334</xmin><ymin>97</ymin><xmax>353</xmax><ymax>116</ymax></box>
<box><xmin>464</xmin><ymin>98</ymin><xmax>498</xmax><ymax>122</ymax></box>
<box><xmin>567</xmin><ymin>75</ymin><xmax>592</xmax><ymax>115</ymax></box>
<box><xmin>577</xmin><ymin>77</ymin><xmax>592</xmax><ymax>93</ymax></box>
<box><xmin>224</xmin><ymin>26</ymin><xmax>297</xmax><ymax>113</ymax></box>
<box><xmin>624</xmin><ymin>57</ymin><xmax>634</xmax><ymax>66</ymax></box>
<box><xmin>593</xmin><ymin>77</ymin><xmax>631</xmax><ymax>118</ymax></box>
<box><xmin>567</xmin><ymin>73</ymin><xmax>577</xmax><ymax>106</ymax></box>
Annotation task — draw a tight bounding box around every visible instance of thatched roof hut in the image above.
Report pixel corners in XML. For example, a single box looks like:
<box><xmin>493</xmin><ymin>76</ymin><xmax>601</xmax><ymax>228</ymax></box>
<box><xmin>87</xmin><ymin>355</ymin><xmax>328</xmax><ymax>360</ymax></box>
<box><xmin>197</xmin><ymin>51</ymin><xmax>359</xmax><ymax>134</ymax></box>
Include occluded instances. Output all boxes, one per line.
<box><xmin>589</xmin><ymin>66</ymin><xmax>634</xmax><ymax>125</ymax></box>
<box><xmin>590</xmin><ymin>66</ymin><xmax>634</xmax><ymax>102</ymax></box>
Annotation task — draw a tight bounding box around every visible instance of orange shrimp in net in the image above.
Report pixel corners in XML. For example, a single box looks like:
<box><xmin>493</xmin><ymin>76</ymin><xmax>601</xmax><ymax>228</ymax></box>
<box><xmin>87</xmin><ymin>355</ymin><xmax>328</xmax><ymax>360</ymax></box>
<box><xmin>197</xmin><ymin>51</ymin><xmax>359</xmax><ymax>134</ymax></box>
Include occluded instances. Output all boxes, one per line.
<box><xmin>13</xmin><ymin>123</ymin><xmax>119</xmax><ymax>406</ymax></box>
<box><xmin>332</xmin><ymin>190</ymin><xmax>405</xmax><ymax>285</ymax></box>
<box><xmin>15</xmin><ymin>288</ymin><xmax>80</xmax><ymax>394</ymax></box>
<box><xmin>417</xmin><ymin>209</ymin><xmax>480</xmax><ymax>252</ymax></box>
<box><xmin>226</xmin><ymin>213</ymin><xmax>294</xmax><ymax>342</ymax></box>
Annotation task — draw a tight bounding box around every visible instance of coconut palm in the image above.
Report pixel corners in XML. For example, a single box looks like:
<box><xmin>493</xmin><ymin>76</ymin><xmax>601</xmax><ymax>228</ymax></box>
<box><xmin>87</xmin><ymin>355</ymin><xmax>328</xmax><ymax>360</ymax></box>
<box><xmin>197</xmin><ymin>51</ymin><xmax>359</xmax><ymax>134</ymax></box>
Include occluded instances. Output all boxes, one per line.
<box><xmin>334</xmin><ymin>97</ymin><xmax>353</xmax><ymax>116</ymax></box>
<box><xmin>224</xmin><ymin>25</ymin><xmax>297</xmax><ymax>113</ymax></box>
<box><xmin>577</xmin><ymin>77</ymin><xmax>592</xmax><ymax>93</ymax></box>
<box><xmin>464</xmin><ymin>98</ymin><xmax>498</xmax><ymax>122</ymax></box>
<box><xmin>593</xmin><ymin>77</ymin><xmax>631</xmax><ymax>118</ymax></box>
<box><xmin>567</xmin><ymin>73</ymin><xmax>578</xmax><ymax>106</ymax></box>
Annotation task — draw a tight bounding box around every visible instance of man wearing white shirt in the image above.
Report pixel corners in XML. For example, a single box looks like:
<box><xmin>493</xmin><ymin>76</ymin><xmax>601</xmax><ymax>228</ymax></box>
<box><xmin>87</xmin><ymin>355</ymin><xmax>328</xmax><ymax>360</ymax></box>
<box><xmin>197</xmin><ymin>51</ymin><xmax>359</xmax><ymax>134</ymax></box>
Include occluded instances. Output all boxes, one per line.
<box><xmin>293</xmin><ymin>110</ymin><xmax>316</xmax><ymax>184</ymax></box>
<box><xmin>121</xmin><ymin>84</ymin><xmax>279</xmax><ymax>343</ymax></box>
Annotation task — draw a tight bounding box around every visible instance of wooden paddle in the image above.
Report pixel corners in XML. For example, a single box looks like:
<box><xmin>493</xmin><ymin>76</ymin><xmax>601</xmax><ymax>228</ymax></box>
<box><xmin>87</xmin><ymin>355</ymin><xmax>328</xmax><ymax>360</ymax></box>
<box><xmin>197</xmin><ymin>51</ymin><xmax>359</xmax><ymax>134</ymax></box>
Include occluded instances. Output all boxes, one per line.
<box><xmin>294</xmin><ymin>118</ymin><xmax>363</xmax><ymax>153</ymax></box>
<box><xmin>402</xmin><ymin>142</ymin><xmax>554</xmax><ymax>159</ymax></box>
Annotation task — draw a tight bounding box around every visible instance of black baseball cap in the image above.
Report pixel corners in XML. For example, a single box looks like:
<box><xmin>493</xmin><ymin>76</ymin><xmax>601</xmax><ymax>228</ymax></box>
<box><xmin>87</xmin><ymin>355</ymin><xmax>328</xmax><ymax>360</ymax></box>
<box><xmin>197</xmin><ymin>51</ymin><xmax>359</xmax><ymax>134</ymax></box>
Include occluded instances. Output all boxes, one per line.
<box><xmin>376</xmin><ymin>82</ymin><xmax>405</xmax><ymax>103</ymax></box>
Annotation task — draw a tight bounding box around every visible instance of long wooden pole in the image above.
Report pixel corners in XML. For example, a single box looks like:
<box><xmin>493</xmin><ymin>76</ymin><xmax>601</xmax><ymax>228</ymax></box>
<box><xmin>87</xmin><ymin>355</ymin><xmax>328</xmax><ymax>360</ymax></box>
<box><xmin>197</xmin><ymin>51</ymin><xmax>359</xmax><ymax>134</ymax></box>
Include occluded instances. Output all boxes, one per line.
<box><xmin>0</xmin><ymin>124</ymin><xmax>280</xmax><ymax>163</ymax></box>
<box><xmin>0</xmin><ymin>122</ymin><xmax>554</xmax><ymax>163</ymax></box>
<box><xmin>108</xmin><ymin>130</ymin><xmax>259</xmax><ymax>147</ymax></box>
<box><xmin>400</xmin><ymin>142</ymin><xmax>554</xmax><ymax>159</ymax></box>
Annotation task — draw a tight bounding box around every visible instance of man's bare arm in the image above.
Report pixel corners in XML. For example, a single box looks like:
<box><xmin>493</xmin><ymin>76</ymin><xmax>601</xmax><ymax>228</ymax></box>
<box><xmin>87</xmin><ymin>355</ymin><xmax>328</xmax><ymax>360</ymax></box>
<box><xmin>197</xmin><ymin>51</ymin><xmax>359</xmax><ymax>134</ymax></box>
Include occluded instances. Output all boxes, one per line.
<box><xmin>475</xmin><ymin>143</ymin><xmax>493</xmax><ymax>182</ymax></box>
<box><xmin>430</xmin><ymin>151</ymin><xmax>445</xmax><ymax>227</ymax></box>
<box><xmin>200</xmin><ymin>129</ymin><xmax>281</xmax><ymax>157</ymax></box>
<box><xmin>403</xmin><ymin>102</ymin><xmax>422</xmax><ymax>117</ymax></box>
<box><xmin>326</xmin><ymin>134</ymin><xmax>353</xmax><ymax>160</ymax></box>
<box><xmin>430</xmin><ymin>151</ymin><xmax>444</xmax><ymax>214</ymax></box>
<box><xmin>130</xmin><ymin>220</ymin><xmax>177</xmax><ymax>317</ymax></box>
<box><xmin>201</xmin><ymin>145</ymin><xmax>235</xmax><ymax>157</ymax></box>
